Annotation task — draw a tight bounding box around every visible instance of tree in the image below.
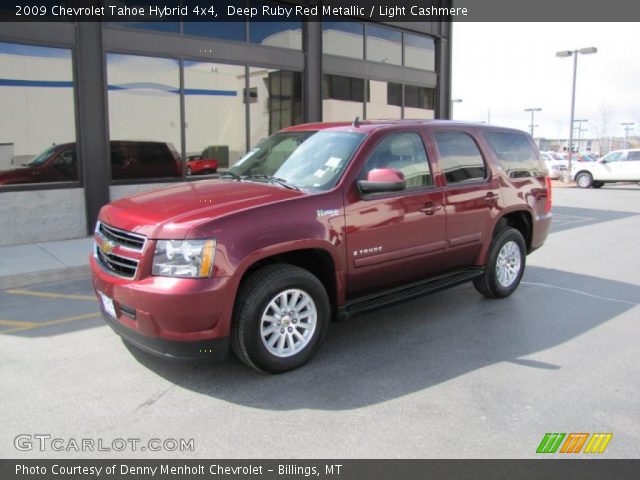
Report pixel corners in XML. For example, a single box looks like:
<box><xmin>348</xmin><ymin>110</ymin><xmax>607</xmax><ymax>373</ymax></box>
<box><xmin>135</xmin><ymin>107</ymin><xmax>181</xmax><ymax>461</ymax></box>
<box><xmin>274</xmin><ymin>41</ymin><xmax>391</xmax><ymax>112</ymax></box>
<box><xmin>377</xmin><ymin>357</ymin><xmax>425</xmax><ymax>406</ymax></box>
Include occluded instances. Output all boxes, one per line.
<box><xmin>591</xmin><ymin>103</ymin><xmax>616</xmax><ymax>155</ymax></box>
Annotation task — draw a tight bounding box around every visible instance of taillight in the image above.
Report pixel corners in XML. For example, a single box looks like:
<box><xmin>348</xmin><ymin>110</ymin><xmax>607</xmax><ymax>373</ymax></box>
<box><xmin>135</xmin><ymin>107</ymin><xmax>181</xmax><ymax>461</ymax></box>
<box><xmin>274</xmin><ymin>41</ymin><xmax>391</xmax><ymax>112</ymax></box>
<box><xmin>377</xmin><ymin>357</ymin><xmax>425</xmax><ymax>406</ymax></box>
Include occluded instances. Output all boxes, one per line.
<box><xmin>544</xmin><ymin>175</ymin><xmax>553</xmax><ymax>214</ymax></box>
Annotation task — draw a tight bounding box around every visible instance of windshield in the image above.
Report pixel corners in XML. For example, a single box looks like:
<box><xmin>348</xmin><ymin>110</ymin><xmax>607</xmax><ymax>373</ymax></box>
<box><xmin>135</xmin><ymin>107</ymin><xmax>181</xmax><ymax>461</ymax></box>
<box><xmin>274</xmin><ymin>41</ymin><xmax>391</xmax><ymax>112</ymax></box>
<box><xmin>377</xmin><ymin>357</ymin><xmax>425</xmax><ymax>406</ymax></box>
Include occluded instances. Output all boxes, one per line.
<box><xmin>229</xmin><ymin>130</ymin><xmax>365</xmax><ymax>191</ymax></box>
<box><xmin>26</xmin><ymin>145</ymin><xmax>57</xmax><ymax>167</ymax></box>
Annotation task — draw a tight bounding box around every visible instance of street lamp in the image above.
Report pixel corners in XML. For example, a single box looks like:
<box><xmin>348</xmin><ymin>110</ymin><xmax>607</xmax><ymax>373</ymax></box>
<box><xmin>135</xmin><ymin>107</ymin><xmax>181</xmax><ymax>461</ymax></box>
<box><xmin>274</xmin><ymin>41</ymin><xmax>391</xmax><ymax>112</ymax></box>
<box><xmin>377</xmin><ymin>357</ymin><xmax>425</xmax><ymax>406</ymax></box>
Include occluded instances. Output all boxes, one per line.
<box><xmin>524</xmin><ymin>107</ymin><xmax>542</xmax><ymax>137</ymax></box>
<box><xmin>451</xmin><ymin>98</ymin><xmax>462</xmax><ymax>119</ymax></box>
<box><xmin>621</xmin><ymin>122</ymin><xmax>635</xmax><ymax>149</ymax></box>
<box><xmin>556</xmin><ymin>47</ymin><xmax>597</xmax><ymax>180</ymax></box>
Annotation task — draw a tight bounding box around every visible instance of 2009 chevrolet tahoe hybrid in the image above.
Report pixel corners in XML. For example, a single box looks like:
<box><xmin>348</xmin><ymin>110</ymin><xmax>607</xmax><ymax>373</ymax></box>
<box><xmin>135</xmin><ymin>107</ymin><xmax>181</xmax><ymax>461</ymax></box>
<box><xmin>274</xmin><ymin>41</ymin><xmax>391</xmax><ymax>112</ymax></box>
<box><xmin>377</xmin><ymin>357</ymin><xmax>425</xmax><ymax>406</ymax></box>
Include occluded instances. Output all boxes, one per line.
<box><xmin>90</xmin><ymin>120</ymin><xmax>552</xmax><ymax>373</ymax></box>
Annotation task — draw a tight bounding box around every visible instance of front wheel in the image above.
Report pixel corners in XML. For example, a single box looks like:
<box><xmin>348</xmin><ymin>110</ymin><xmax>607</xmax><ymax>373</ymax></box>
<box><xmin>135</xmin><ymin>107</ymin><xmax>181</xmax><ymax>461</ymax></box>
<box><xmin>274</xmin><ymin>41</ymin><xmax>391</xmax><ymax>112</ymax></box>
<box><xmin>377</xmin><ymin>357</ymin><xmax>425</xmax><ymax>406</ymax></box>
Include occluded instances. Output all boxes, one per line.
<box><xmin>231</xmin><ymin>264</ymin><xmax>330</xmax><ymax>373</ymax></box>
<box><xmin>474</xmin><ymin>227</ymin><xmax>526</xmax><ymax>299</ymax></box>
<box><xmin>575</xmin><ymin>171</ymin><xmax>593</xmax><ymax>188</ymax></box>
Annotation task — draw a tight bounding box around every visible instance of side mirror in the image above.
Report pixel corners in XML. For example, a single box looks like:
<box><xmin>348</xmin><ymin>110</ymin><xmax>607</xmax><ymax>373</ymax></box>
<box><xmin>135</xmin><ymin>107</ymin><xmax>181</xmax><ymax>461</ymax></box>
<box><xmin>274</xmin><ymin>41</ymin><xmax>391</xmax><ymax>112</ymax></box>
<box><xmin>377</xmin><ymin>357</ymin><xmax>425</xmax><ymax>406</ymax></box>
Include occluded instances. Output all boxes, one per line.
<box><xmin>358</xmin><ymin>168</ymin><xmax>406</xmax><ymax>194</ymax></box>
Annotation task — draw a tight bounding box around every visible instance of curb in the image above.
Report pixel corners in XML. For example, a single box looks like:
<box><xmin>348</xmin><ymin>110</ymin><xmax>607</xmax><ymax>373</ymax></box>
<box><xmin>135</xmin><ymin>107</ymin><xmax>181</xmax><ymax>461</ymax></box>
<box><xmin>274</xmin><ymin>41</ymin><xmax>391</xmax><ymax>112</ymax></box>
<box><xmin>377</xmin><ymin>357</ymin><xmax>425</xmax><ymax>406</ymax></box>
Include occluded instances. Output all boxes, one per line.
<box><xmin>0</xmin><ymin>265</ymin><xmax>90</xmax><ymax>290</ymax></box>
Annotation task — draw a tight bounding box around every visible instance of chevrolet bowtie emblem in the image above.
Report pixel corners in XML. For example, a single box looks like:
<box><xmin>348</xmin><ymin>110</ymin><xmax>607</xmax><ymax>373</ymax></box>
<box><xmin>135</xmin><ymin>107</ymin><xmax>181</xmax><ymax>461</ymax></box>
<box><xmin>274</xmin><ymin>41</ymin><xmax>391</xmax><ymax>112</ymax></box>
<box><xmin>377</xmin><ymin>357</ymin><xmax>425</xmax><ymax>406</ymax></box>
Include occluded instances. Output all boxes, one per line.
<box><xmin>100</xmin><ymin>240</ymin><xmax>115</xmax><ymax>255</ymax></box>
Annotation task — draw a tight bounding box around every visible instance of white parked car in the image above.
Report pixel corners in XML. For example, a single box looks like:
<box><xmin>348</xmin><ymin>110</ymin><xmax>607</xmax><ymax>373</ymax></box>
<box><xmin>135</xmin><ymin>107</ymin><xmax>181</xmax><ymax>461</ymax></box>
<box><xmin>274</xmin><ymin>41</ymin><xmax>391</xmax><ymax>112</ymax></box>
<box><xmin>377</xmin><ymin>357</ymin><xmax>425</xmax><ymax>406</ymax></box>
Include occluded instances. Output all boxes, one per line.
<box><xmin>572</xmin><ymin>149</ymin><xmax>640</xmax><ymax>188</ymax></box>
<box><xmin>541</xmin><ymin>151</ymin><xmax>567</xmax><ymax>179</ymax></box>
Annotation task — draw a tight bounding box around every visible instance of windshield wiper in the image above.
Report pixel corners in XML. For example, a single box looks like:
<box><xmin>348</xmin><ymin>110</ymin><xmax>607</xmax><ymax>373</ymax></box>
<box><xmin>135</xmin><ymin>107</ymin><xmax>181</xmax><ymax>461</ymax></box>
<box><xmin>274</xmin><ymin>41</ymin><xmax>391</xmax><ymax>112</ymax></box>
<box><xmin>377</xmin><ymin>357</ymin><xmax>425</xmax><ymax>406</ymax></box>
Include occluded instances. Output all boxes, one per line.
<box><xmin>220</xmin><ymin>171</ymin><xmax>242</xmax><ymax>181</ymax></box>
<box><xmin>243</xmin><ymin>175</ymin><xmax>300</xmax><ymax>191</ymax></box>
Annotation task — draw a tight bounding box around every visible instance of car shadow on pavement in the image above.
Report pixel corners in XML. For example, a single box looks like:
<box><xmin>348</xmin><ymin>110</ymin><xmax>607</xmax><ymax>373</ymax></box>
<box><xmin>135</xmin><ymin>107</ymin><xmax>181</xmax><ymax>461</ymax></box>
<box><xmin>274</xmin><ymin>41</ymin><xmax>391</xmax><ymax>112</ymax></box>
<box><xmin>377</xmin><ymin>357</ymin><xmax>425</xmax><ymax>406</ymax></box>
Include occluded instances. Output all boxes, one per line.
<box><xmin>126</xmin><ymin>266</ymin><xmax>639</xmax><ymax>411</ymax></box>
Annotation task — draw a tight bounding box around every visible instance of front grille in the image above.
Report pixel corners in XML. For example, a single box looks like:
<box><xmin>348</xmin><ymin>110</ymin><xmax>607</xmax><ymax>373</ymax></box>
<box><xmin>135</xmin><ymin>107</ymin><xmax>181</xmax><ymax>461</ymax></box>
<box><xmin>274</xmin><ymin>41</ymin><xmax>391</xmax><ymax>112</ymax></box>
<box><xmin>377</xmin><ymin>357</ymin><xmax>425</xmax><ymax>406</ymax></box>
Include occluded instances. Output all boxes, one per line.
<box><xmin>99</xmin><ymin>222</ymin><xmax>146</xmax><ymax>251</ymax></box>
<box><xmin>96</xmin><ymin>247</ymin><xmax>139</xmax><ymax>279</ymax></box>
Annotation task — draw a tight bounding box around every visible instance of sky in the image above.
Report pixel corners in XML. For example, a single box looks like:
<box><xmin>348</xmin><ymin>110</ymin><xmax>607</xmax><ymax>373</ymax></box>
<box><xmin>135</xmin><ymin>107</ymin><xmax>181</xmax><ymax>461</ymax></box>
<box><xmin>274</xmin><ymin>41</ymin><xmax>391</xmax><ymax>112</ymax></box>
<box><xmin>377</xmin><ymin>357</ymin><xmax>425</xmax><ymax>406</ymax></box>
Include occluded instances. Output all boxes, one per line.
<box><xmin>451</xmin><ymin>22</ymin><xmax>640</xmax><ymax>141</ymax></box>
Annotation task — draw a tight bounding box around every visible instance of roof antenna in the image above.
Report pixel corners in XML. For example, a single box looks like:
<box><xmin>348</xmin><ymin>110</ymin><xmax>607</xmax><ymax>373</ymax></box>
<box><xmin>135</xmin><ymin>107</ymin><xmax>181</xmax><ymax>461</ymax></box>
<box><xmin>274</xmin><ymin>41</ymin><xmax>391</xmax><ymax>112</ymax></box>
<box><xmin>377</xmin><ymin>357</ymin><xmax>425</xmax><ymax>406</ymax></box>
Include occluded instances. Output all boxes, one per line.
<box><xmin>353</xmin><ymin>116</ymin><xmax>360</xmax><ymax>127</ymax></box>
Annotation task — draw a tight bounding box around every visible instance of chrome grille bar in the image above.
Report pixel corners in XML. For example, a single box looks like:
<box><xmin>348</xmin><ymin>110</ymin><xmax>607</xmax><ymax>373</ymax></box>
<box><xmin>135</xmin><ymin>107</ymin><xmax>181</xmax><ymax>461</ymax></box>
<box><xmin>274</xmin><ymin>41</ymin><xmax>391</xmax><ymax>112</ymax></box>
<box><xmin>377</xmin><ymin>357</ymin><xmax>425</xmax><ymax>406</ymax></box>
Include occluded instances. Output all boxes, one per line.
<box><xmin>99</xmin><ymin>222</ymin><xmax>146</xmax><ymax>251</ymax></box>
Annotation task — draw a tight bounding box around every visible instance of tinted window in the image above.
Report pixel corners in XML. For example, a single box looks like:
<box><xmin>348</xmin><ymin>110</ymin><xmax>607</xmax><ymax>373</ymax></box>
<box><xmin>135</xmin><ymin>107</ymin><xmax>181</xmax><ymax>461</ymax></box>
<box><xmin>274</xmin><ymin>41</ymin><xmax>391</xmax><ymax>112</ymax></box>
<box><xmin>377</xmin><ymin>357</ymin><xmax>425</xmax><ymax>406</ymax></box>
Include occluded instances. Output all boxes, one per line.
<box><xmin>323</xmin><ymin>75</ymin><xmax>365</xmax><ymax>103</ymax></box>
<box><xmin>362</xmin><ymin>133</ymin><xmax>432</xmax><ymax>189</ymax></box>
<box><xmin>249</xmin><ymin>2</ymin><xmax>302</xmax><ymax>50</ymax></box>
<box><xmin>366</xmin><ymin>25</ymin><xmax>401</xmax><ymax>65</ymax></box>
<box><xmin>485</xmin><ymin>132</ymin><xmax>542</xmax><ymax>178</ymax></box>
<box><xmin>405</xmin><ymin>85</ymin><xmax>434</xmax><ymax>110</ymax></box>
<box><xmin>323</xmin><ymin>21</ymin><xmax>364</xmax><ymax>59</ymax></box>
<box><xmin>107</xmin><ymin>53</ymin><xmax>181</xmax><ymax>181</ymax></box>
<box><xmin>387</xmin><ymin>83</ymin><xmax>402</xmax><ymax>107</ymax></box>
<box><xmin>404</xmin><ymin>33</ymin><xmax>435</xmax><ymax>70</ymax></box>
<box><xmin>0</xmin><ymin>42</ymin><xmax>76</xmax><ymax>186</ymax></box>
<box><xmin>185</xmin><ymin>61</ymin><xmax>246</xmax><ymax>170</ymax></box>
<box><xmin>435</xmin><ymin>132</ymin><xmax>487</xmax><ymax>184</ymax></box>
<box><xmin>248</xmin><ymin>67</ymin><xmax>303</xmax><ymax>148</ymax></box>
<box><xmin>627</xmin><ymin>151</ymin><xmax>640</xmax><ymax>161</ymax></box>
<box><xmin>322</xmin><ymin>74</ymin><xmax>364</xmax><ymax>121</ymax></box>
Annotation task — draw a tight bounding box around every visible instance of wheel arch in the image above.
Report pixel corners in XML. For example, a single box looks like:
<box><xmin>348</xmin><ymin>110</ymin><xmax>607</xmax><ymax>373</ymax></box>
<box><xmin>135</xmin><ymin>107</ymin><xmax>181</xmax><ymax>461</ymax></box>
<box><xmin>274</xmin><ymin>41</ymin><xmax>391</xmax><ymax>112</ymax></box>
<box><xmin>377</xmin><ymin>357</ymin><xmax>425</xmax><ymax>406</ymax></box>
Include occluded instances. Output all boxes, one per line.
<box><xmin>231</xmin><ymin>244</ymin><xmax>340</xmax><ymax>320</ymax></box>
<box><xmin>476</xmin><ymin>209</ymin><xmax>533</xmax><ymax>266</ymax></box>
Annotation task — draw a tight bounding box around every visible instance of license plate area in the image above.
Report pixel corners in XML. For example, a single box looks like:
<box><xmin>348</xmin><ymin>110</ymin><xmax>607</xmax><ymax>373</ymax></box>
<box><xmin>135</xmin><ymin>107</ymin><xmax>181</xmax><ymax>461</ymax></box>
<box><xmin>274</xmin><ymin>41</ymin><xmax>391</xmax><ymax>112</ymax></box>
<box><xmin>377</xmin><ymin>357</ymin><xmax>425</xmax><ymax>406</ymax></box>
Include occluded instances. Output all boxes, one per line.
<box><xmin>98</xmin><ymin>291</ymin><xmax>116</xmax><ymax>319</ymax></box>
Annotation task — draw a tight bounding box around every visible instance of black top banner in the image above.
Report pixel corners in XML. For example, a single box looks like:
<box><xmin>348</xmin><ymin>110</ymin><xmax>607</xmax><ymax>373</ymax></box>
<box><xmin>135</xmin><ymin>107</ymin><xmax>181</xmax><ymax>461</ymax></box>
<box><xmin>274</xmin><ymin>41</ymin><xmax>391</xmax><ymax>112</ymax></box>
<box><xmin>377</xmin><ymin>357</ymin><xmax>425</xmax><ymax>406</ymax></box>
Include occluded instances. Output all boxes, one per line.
<box><xmin>2</xmin><ymin>0</ymin><xmax>640</xmax><ymax>22</ymax></box>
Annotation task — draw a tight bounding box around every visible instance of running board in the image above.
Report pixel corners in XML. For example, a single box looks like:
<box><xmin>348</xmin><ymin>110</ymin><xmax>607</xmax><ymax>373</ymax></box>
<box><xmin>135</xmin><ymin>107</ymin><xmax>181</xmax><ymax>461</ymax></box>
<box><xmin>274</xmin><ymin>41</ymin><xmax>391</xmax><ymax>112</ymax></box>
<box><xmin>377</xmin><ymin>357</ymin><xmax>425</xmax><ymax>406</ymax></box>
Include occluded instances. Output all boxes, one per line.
<box><xmin>338</xmin><ymin>268</ymin><xmax>485</xmax><ymax>319</ymax></box>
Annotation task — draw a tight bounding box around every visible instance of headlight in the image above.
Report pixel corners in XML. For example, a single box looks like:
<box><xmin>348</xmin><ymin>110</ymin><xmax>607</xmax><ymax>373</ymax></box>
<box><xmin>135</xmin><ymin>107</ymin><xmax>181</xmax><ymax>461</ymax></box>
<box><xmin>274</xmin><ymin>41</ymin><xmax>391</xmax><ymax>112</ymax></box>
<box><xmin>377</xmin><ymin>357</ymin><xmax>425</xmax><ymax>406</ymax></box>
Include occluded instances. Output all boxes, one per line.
<box><xmin>152</xmin><ymin>239</ymin><xmax>216</xmax><ymax>278</ymax></box>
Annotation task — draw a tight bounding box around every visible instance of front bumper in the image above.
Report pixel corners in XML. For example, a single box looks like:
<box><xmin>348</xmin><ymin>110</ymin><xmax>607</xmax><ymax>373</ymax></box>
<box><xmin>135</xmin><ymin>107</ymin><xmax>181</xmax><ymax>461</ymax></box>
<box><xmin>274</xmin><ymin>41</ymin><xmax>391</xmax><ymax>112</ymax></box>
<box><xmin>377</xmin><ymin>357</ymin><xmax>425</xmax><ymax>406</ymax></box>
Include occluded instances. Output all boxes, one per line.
<box><xmin>101</xmin><ymin>309</ymin><xmax>229</xmax><ymax>360</ymax></box>
<box><xmin>90</xmin><ymin>254</ymin><xmax>235</xmax><ymax>360</ymax></box>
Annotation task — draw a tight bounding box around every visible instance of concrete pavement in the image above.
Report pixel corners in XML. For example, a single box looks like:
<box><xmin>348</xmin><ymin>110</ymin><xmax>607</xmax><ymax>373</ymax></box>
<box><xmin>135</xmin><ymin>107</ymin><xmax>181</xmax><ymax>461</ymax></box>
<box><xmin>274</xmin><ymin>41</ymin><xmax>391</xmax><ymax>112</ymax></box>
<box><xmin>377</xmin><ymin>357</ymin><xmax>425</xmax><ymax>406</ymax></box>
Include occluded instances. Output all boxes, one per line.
<box><xmin>0</xmin><ymin>237</ymin><xmax>93</xmax><ymax>289</ymax></box>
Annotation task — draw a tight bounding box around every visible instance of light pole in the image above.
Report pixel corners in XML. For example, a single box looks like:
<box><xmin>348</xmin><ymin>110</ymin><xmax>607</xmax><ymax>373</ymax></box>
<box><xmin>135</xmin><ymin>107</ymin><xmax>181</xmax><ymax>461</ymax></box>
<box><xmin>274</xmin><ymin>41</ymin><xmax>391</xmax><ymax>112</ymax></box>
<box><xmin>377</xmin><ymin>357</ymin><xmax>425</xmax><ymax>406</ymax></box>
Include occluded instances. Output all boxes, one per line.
<box><xmin>621</xmin><ymin>122</ymin><xmax>635</xmax><ymax>149</ymax></box>
<box><xmin>451</xmin><ymin>98</ymin><xmax>462</xmax><ymax>119</ymax></box>
<box><xmin>574</xmin><ymin>119</ymin><xmax>588</xmax><ymax>152</ymax></box>
<box><xmin>524</xmin><ymin>107</ymin><xmax>542</xmax><ymax>137</ymax></box>
<box><xmin>556</xmin><ymin>47</ymin><xmax>597</xmax><ymax>180</ymax></box>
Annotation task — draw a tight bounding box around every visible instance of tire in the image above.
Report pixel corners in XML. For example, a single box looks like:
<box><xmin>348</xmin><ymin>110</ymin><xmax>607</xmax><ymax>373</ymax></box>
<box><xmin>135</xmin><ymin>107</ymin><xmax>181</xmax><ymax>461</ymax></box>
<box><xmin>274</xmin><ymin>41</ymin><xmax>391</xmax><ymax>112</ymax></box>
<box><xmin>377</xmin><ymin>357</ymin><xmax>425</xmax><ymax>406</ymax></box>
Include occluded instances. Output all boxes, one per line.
<box><xmin>575</xmin><ymin>171</ymin><xmax>593</xmax><ymax>188</ymax></box>
<box><xmin>474</xmin><ymin>227</ymin><xmax>526</xmax><ymax>299</ymax></box>
<box><xmin>592</xmin><ymin>181</ymin><xmax>604</xmax><ymax>189</ymax></box>
<box><xmin>231</xmin><ymin>264</ymin><xmax>330</xmax><ymax>373</ymax></box>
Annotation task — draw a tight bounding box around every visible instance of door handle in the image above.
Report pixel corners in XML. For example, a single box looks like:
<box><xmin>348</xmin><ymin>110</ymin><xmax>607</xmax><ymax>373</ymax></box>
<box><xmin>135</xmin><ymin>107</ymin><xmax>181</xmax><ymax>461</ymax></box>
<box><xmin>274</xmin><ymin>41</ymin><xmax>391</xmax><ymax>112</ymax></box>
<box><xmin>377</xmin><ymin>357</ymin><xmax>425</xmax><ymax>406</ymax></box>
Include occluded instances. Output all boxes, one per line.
<box><xmin>420</xmin><ymin>202</ymin><xmax>443</xmax><ymax>215</ymax></box>
<box><xmin>484</xmin><ymin>192</ymin><xmax>498</xmax><ymax>205</ymax></box>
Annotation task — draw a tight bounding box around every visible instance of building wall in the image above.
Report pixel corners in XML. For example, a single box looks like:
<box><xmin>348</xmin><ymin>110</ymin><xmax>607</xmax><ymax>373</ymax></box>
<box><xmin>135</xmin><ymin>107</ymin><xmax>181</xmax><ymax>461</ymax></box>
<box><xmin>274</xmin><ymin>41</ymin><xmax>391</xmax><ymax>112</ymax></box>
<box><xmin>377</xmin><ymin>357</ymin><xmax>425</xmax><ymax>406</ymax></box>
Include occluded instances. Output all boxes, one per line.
<box><xmin>0</xmin><ymin>189</ymin><xmax>86</xmax><ymax>246</ymax></box>
<box><xmin>0</xmin><ymin>19</ymin><xmax>451</xmax><ymax>246</ymax></box>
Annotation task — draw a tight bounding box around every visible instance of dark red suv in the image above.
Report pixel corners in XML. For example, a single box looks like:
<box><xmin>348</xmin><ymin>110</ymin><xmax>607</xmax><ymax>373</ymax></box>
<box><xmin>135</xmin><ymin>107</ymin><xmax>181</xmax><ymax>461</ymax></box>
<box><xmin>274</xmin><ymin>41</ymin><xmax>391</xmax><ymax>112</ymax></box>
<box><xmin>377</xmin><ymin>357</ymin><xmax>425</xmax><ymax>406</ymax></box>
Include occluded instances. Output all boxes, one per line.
<box><xmin>90</xmin><ymin>120</ymin><xmax>552</xmax><ymax>373</ymax></box>
<box><xmin>0</xmin><ymin>141</ymin><xmax>181</xmax><ymax>185</ymax></box>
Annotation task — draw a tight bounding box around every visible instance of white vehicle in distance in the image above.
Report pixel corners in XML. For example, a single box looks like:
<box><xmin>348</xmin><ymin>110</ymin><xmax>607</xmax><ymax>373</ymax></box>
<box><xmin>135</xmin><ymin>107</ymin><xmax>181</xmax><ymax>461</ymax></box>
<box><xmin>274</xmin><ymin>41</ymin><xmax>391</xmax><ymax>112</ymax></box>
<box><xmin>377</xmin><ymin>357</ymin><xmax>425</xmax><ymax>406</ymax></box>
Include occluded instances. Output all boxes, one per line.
<box><xmin>572</xmin><ymin>149</ymin><xmax>640</xmax><ymax>188</ymax></box>
<box><xmin>541</xmin><ymin>151</ymin><xmax>567</xmax><ymax>179</ymax></box>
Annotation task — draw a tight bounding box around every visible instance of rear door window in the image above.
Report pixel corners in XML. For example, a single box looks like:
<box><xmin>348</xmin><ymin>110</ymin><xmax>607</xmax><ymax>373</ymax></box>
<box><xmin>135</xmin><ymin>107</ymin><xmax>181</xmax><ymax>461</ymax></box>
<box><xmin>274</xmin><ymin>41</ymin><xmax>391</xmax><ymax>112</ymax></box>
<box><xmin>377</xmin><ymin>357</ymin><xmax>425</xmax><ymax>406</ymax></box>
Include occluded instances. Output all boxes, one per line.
<box><xmin>484</xmin><ymin>132</ymin><xmax>543</xmax><ymax>178</ymax></box>
<box><xmin>434</xmin><ymin>131</ymin><xmax>487</xmax><ymax>184</ymax></box>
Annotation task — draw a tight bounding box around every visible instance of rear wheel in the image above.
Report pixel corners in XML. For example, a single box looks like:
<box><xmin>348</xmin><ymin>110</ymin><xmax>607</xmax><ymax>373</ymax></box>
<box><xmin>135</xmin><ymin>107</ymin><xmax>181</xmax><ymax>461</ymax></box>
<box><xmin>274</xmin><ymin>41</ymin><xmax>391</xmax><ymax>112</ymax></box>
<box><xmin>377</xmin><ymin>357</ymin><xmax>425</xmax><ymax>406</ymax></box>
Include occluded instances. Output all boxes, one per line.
<box><xmin>474</xmin><ymin>227</ymin><xmax>526</xmax><ymax>299</ymax></box>
<box><xmin>576</xmin><ymin>171</ymin><xmax>593</xmax><ymax>188</ymax></box>
<box><xmin>231</xmin><ymin>264</ymin><xmax>330</xmax><ymax>373</ymax></box>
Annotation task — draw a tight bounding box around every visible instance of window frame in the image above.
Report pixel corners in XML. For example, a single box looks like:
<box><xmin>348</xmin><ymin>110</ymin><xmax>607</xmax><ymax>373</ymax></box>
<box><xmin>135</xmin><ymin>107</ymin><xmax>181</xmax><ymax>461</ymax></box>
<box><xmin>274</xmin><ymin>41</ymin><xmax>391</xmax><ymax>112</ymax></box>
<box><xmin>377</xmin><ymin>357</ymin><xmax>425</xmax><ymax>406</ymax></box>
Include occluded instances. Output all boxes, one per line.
<box><xmin>357</xmin><ymin>130</ymin><xmax>435</xmax><ymax>199</ymax></box>
<box><xmin>432</xmin><ymin>130</ymin><xmax>490</xmax><ymax>187</ymax></box>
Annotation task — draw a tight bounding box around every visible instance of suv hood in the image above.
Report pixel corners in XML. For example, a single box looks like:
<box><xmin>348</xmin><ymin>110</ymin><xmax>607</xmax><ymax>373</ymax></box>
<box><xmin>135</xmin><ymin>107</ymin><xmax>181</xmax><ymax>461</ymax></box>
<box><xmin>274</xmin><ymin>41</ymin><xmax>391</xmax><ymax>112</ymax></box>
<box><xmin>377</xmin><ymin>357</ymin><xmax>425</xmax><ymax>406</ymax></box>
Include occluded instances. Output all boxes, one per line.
<box><xmin>99</xmin><ymin>179</ymin><xmax>304</xmax><ymax>239</ymax></box>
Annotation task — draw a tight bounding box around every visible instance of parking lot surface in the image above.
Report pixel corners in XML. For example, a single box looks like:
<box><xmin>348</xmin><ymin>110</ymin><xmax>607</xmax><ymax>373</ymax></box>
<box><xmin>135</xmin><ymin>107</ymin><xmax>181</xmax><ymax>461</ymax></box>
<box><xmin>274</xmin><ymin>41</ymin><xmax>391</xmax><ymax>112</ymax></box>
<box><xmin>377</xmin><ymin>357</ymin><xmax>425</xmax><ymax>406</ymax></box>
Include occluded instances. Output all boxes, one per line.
<box><xmin>1</xmin><ymin>185</ymin><xmax>639</xmax><ymax>458</ymax></box>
